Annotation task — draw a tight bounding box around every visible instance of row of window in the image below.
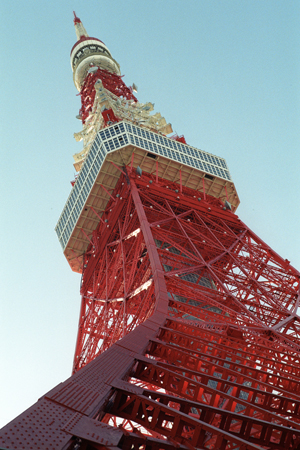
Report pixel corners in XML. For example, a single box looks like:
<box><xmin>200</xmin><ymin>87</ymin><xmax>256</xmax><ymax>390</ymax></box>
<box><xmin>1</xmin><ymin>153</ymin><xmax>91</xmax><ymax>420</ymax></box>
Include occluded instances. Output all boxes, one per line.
<box><xmin>56</xmin><ymin>120</ymin><xmax>231</xmax><ymax>251</ymax></box>
<box><xmin>124</xmin><ymin>122</ymin><xmax>228</xmax><ymax>170</ymax></box>
<box><xmin>72</xmin><ymin>44</ymin><xmax>110</xmax><ymax>69</ymax></box>
<box><xmin>99</xmin><ymin>122</ymin><xmax>126</xmax><ymax>141</ymax></box>
<box><xmin>99</xmin><ymin>121</ymin><xmax>228</xmax><ymax>172</ymax></box>
<box><xmin>55</xmin><ymin>141</ymin><xmax>106</xmax><ymax>248</ymax></box>
<box><xmin>103</xmin><ymin>134</ymin><xmax>129</xmax><ymax>152</ymax></box>
<box><xmin>127</xmin><ymin>132</ymin><xmax>230</xmax><ymax>180</ymax></box>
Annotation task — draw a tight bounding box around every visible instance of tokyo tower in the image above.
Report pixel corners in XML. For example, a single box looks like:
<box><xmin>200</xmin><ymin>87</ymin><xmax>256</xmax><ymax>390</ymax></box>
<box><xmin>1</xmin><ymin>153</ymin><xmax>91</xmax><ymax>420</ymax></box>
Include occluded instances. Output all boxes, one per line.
<box><xmin>1</xmin><ymin>13</ymin><xmax>300</xmax><ymax>450</ymax></box>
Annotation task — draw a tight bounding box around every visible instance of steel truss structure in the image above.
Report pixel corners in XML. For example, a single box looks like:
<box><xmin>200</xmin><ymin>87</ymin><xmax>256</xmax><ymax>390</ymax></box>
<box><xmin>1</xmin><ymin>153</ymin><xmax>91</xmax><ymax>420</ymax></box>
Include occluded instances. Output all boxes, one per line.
<box><xmin>1</xmin><ymin>14</ymin><xmax>300</xmax><ymax>450</ymax></box>
<box><xmin>79</xmin><ymin>68</ymin><xmax>137</xmax><ymax>124</ymax></box>
<box><xmin>1</xmin><ymin>169</ymin><xmax>300</xmax><ymax>450</ymax></box>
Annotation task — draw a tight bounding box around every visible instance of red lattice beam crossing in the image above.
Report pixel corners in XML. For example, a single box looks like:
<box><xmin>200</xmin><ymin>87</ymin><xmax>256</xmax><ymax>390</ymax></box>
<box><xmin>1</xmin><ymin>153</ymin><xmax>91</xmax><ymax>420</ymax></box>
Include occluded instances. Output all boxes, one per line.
<box><xmin>1</xmin><ymin>168</ymin><xmax>299</xmax><ymax>450</ymax></box>
<box><xmin>79</xmin><ymin>67</ymin><xmax>137</xmax><ymax>123</ymax></box>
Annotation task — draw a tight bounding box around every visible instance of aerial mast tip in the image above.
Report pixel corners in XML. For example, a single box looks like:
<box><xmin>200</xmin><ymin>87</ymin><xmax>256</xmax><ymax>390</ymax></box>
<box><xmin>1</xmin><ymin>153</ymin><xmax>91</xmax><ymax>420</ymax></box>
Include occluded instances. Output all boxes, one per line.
<box><xmin>72</xmin><ymin>12</ymin><xmax>88</xmax><ymax>40</ymax></box>
<box><xmin>73</xmin><ymin>11</ymin><xmax>81</xmax><ymax>25</ymax></box>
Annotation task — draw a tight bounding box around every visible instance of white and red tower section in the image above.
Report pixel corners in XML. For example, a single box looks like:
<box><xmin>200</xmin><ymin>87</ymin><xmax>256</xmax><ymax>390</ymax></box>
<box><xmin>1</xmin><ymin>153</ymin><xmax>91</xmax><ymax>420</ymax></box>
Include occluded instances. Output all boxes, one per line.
<box><xmin>1</xmin><ymin>14</ymin><xmax>300</xmax><ymax>450</ymax></box>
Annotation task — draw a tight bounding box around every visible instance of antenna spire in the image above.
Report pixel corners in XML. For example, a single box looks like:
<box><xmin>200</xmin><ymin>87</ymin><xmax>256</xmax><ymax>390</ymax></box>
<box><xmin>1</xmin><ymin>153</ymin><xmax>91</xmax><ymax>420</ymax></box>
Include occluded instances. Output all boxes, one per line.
<box><xmin>73</xmin><ymin>11</ymin><xmax>89</xmax><ymax>40</ymax></box>
<box><xmin>73</xmin><ymin>11</ymin><xmax>81</xmax><ymax>25</ymax></box>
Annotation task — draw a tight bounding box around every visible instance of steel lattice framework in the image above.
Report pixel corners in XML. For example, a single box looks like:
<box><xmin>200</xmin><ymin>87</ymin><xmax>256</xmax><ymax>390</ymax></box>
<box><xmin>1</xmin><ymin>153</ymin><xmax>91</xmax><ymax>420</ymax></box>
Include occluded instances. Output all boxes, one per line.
<box><xmin>1</xmin><ymin>13</ymin><xmax>300</xmax><ymax>450</ymax></box>
<box><xmin>1</xmin><ymin>169</ymin><xmax>299</xmax><ymax>450</ymax></box>
<box><xmin>74</xmin><ymin>170</ymin><xmax>300</xmax><ymax>379</ymax></box>
<box><xmin>79</xmin><ymin>68</ymin><xmax>137</xmax><ymax>124</ymax></box>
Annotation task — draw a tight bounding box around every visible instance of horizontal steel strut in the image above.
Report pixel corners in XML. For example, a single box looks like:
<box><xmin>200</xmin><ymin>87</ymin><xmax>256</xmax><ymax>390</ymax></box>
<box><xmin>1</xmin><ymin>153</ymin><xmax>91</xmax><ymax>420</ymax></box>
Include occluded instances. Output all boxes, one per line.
<box><xmin>3</xmin><ymin>13</ymin><xmax>300</xmax><ymax>450</ymax></box>
<box><xmin>1</xmin><ymin>170</ymin><xmax>300</xmax><ymax>450</ymax></box>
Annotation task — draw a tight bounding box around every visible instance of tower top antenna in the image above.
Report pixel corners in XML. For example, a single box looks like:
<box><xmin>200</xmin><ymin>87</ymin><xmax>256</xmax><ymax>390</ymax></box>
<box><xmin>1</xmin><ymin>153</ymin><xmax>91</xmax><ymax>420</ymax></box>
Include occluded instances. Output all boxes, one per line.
<box><xmin>70</xmin><ymin>12</ymin><xmax>121</xmax><ymax>90</ymax></box>
<box><xmin>72</xmin><ymin>11</ymin><xmax>88</xmax><ymax>40</ymax></box>
<box><xmin>73</xmin><ymin>11</ymin><xmax>81</xmax><ymax>25</ymax></box>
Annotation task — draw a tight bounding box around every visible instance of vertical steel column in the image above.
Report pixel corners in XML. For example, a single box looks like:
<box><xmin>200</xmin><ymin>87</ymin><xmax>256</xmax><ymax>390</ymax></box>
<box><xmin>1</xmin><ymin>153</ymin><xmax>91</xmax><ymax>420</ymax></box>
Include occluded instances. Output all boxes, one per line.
<box><xmin>130</xmin><ymin>178</ymin><xmax>169</xmax><ymax>315</ymax></box>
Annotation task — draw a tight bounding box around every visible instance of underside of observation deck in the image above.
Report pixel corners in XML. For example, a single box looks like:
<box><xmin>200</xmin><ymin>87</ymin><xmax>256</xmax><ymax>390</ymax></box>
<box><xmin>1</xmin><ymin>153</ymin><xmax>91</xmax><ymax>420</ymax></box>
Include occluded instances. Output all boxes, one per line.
<box><xmin>55</xmin><ymin>121</ymin><xmax>239</xmax><ymax>274</ymax></box>
<box><xmin>1</xmin><ymin>169</ymin><xmax>300</xmax><ymax>450</ymax></box>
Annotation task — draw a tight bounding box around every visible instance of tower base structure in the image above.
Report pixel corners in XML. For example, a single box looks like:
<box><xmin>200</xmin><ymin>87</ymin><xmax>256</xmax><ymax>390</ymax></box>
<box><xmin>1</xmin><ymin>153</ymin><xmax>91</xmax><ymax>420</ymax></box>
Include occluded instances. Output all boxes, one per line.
<box><xmin>1</xmin><ymin>168</ymin><xmax>300</xmax><ymax>450</ymax></box>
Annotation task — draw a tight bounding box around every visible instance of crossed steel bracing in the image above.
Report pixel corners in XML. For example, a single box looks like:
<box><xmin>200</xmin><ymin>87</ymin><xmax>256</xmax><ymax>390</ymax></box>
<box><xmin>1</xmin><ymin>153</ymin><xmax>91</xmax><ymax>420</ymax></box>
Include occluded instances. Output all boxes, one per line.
<box><xmin>80</xmin><ymin>68</ymin><xmax>137</xmax><ymax>124</ymax></box>
<box><xmin>1</xmin><ymin>169</ymin><xmax>300</xmax><ymax>450</ymax></box>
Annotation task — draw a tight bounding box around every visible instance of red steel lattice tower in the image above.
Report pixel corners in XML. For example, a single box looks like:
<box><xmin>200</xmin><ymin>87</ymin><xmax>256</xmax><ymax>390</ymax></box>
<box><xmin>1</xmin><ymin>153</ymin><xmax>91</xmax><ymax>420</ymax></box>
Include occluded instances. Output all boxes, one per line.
<box><xmin>1</xmin><ymin>14</ymin><xmax>300</xmax><ymax>450</ymax></box>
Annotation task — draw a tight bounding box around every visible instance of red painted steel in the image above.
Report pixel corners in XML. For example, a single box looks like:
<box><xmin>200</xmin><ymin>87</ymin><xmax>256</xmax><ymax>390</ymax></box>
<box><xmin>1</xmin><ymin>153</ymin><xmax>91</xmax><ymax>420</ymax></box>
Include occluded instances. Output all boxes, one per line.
<box><xmin>73</xmin><ymin>11</ymin><xmax>81</xmax><ymax>25</ymax></box>
<box><xmin>101</xmin><ymin>107</ymin><xmax>119</xmax><ymax>126</ymax></box>
<box><xmin>1</xmin><ymin>15</ymin><xmax>300</xmax><ymax>448</ymax></box>
<box><xmin>1</xmin><ymin>168</ymin><xmax>300</xmax><ymax>449</ymax></box>
<box><xmin>79</xmin><ymin>67</ymin><xmax>137</xmax><ymax>123</ymax></box>
<box><xmin>171</xmin><ymin>134</ymin><xmax>187</xmax><ymax>144</ymax></box>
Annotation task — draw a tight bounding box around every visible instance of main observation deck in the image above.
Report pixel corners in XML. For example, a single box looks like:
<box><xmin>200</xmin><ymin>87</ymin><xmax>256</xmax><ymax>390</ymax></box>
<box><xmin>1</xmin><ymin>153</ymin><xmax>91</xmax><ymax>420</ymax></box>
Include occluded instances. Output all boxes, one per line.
<box><xmin>55</xmin><ymin>121</ymin><xmax>239</xmax><ymax>272</ymax></box>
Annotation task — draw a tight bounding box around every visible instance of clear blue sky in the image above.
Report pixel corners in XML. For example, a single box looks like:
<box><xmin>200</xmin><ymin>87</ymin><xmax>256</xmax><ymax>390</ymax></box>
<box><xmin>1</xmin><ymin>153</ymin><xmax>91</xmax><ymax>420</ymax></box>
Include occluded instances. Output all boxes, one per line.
<box><xmin>1</xmin><ymin>0</ymin><xmax>299</xmax><ymax>427</ymax></box>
